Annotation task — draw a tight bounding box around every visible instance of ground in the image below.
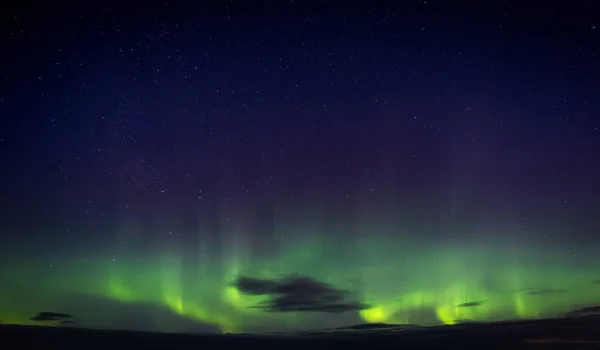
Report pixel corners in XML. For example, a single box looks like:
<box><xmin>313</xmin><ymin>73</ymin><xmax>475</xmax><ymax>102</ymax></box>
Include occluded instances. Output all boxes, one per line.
<box><xmin>2</xmin><ymin>315</ymin><xmax>600</xmax><ymax>349</ymax></box>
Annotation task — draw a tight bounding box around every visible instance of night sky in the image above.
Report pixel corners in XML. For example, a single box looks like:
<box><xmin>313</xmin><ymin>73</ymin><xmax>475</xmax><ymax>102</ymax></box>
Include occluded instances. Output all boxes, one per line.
<box><xmin>1</xmin><ymin>0</ymin><xmax>600</xmax><ymax>334</ymax></box>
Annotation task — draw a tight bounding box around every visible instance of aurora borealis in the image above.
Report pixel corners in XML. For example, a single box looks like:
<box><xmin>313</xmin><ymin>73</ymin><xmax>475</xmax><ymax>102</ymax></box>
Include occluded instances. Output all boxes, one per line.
<box><xmin>2</xmin><ymin>232</ymin><xmax>600</xmax><ymax>333</ymax></box>
<box><xmin>1</xmin><ymin>0</ymin><xmax>600</xmax><ymax>335</ymax></box>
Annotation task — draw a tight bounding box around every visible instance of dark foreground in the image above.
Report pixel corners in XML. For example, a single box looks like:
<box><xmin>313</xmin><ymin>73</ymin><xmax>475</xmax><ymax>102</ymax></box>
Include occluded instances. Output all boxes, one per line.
<box><xmin>2</xmin><ymin>315</ymin><xmax>600</xmax><ymax>350</ymax></box>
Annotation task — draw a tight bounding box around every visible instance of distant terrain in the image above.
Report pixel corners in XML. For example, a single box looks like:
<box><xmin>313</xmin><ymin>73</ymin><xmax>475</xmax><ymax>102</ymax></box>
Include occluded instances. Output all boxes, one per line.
<box><xmin>2</xmin><ymin>314</ymin><xmax>600</xmax><ymax>349</ymax></box>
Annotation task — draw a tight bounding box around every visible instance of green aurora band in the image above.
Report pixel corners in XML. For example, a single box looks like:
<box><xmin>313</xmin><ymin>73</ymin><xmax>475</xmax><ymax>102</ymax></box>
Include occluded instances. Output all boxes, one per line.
<box><xmin>1</xmin><ymin>228</ymin><xmax>599</xmax><ymax>333</ymax></box>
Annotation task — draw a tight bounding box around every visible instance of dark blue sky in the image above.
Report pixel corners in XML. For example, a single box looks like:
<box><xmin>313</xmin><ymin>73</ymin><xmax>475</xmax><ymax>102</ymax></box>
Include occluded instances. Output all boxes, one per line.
<box><xmin>1</xmin><ymin>0</ymin><xmax>599</xmax><ymax>244</ymax></box>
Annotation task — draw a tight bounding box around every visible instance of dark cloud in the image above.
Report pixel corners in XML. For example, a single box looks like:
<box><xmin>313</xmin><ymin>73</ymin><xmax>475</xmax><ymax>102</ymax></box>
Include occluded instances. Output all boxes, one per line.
<box><xmin>234</xmin><ymin>275</ymin><xmax>370</xmax><ymax>313</ymax></box>
<box><xmin>234</xmin><ymin>277</ymin><xmax>280</xmax><ymax>295</ymax></box>
<box><xmin>565</xmin><ymin>305</ymin><xmax>600</xmax><ymax>317</ymax></box>
<box><xmin>457</xmin><ymin>301</ymin><xmax>484</xmax><ymax>308</ymax></box>
<box><xmin>524</xmin><ymin>288</ymin><xmax>568</xmax><ymax>296</ymax></box>
<box><xmin>39</xmin><ymin>312</ymin><xmax>72</xmax><ymax>319</ymax></box>
<box><xmin>30</xmin><ymin>315</ymin><xmax>57</xmax><ymax>321</ymax></box>
<box><xmin>30</xmin><ymin>312</ymin><xmax>72</xmax><ymax>322</ymax></box>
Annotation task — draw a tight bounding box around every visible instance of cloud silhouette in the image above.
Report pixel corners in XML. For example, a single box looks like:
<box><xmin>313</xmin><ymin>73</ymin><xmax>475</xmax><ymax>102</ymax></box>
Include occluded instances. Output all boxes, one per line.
<box><xmin>234</xmin><ymin>275</ymin><xmax>370</xmax><ymax>313</ymax></box>
<box><xmin>234</xmin><ymin>277</ymin><xmax>280</xmax><ymax>295</ymax></box>
<box><xmin>524</xmin><ymin>288</ymin><xmax>568</xmax><ymax>296</ymax></box>
<box><xmin>30</xmin><ymin>312</ymin><xmax>73</xmax><ymax>322</ymax></box>
<box><xmin>457</xmin><ymin>301</ymin><xmax>484</xmax><ymax>308</ymax></box>
<box><xmin>39</xmin><ymin>312</ymin><xmax>72</xmax><ymax>319</ymax></box>
<box><xmin>565</xmin><ymin>305</ymin><xmax>600</xmax><ymax>317</ymax></box>
<box><xmin>30</xmin><ymin>315</ymin><xmax>57</xmax><ymax>321</ymax></box>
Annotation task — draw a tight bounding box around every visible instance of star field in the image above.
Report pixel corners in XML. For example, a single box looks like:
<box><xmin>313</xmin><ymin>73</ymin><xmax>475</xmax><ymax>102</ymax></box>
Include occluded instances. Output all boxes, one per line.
<box><xmin>0</xmin><ymin>0</ymin><xmax>599</xmax><ymax>333</ymax></box>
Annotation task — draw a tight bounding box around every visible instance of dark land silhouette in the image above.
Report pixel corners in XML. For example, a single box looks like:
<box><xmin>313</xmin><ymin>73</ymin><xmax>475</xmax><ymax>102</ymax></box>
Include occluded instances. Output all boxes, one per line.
<box><xmin>3</xmin><ymin>312</ymin><xmax>600</xmax><ymax>350</ymax></box>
